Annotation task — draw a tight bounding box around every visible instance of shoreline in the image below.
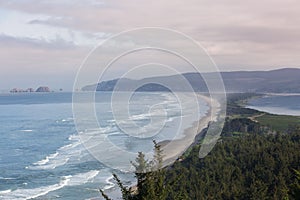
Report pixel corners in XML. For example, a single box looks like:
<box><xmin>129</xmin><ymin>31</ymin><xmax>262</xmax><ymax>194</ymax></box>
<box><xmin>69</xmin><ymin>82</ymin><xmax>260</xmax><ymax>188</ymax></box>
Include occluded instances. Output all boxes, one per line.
<box><xmin>159</xmin><ymin>94</ymin><xmax>220</xmax><ymax>167</ymax></box>
<box><xmin>245</xmin><ymin>95</ymin><xmax>300</xmax><ymax>117</ymax></box>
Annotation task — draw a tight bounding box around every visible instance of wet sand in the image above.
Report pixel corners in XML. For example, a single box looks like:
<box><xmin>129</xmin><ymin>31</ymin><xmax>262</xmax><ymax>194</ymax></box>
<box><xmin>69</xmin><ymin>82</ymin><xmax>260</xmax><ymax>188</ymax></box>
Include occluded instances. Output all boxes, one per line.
<box><xmin>159</xmin><ymin>94</ymin><xmax>220</xmax><ymax>166</ymax></box>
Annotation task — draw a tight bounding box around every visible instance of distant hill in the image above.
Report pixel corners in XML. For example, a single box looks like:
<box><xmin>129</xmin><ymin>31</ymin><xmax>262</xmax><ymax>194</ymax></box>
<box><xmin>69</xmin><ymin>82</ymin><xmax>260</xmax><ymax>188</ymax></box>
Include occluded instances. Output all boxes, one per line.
<box><xmin>82</xmin><ymin>68</ymin><xmax>300</xmax><ymax>93</ymax></box>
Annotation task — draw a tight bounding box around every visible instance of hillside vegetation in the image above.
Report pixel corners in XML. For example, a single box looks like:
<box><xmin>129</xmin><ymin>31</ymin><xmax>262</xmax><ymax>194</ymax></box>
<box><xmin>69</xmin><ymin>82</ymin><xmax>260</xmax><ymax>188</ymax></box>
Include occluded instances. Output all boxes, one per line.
<box><xmin>101</xmin><ymin>93</ymin><xmax>300</xmax><ymax>200</ymax></box>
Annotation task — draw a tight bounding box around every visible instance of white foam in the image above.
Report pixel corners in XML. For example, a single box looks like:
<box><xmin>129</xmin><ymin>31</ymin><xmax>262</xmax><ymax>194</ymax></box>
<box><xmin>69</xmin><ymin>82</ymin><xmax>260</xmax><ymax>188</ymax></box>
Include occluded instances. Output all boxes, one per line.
<box><xmin>33</xmin><ymin>157</ymin><xmax>49</xmax><ymax>166</ymax></box>
<box><xmin>61</xmin><ymin>118</ymin><xmax>74</xmax><ymax>122</ymax></box>
<box><xmin>93</xmin><ymin>169</ymin><xmax>117</xmax><ymax>191</ymax></box>
<box><xmin>0</xmin><ymin>177</ymin><xmax>15</xmax><ymax>180</ymax></box>
<box><xmin>33</xmin><ymin>152</ymin><xmax>59</xmax><ymax>166</ymax></box>
<box><xmin>19</xmin><ymin>130</ymin><xmax>33</xmax><ymax>132</ymax></box>
<box><xmin>56</xmin><ymin>118</ymin><xmax>74</xmax><ymax>124</ymax></box>
<box><xmin>0</xmin><ymin>178</ymin><xmax>69</xmax><ymax>200</ymax></box>
<box><xmin>67</xmin><ymin>170</ymin><xmax>99</xmax><ymax>186</ymax></box>
<box><xmin>0</xmin><ymin>171</ymin><xmax>100</xmax><ymax>200</ymax></box>
<box><xmin>29</xmin><ymin>134</ymin><xmax>82</xmax><ymax>170</ymax></box>
<box><xmin>29</xmin><ymin>158</ymin><xmax>70</xmax><ymax>170</ymax></box>
<box><xmin>129</xmin><ymin>113</ymin><xmax>150</xmax><ymax>120</ymax></box>
<box><xmin>68</xmin><ymin>134</ymin><xmax>80</xmax><ymax>141</ymax></box>
<box><xmin>166</xmin><ymin>116</ymin><xmax>180</xmax><ymax>123</ymax></box>
<box><xmin>103</xmin><ymin>175</ymin><xmax>115</xmax><ymax>190</ymax></box>
<box><xmin>0</xmin><ymin>190</ymin><xmax>11</xmax><ymax>194</ymax></box>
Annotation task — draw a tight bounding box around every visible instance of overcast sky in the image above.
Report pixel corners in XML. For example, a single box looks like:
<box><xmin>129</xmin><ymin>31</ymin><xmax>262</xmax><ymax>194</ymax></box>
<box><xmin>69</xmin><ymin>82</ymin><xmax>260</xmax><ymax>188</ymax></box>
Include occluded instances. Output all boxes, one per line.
<box><xmin>0</xmin><ymin>0</ymin><xmax>299</xmax><ymax>91</ymax></box>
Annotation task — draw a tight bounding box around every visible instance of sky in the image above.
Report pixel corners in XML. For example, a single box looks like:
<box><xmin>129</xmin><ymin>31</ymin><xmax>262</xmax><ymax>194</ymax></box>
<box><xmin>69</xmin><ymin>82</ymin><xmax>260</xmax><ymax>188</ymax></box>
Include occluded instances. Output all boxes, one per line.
<box><xmin>0</xmin><ymin>0</ymin><xmax>299</xmax><ymax>91</ymax></box>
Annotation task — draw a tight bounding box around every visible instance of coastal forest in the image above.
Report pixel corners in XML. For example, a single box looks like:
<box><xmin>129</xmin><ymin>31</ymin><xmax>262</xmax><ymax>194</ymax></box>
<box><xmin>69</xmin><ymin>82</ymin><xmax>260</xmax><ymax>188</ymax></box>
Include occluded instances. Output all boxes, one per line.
<box><xmin>101</xmin><ymin>94</ymin><xmax>300</xmax><ymax>200</ymax></box>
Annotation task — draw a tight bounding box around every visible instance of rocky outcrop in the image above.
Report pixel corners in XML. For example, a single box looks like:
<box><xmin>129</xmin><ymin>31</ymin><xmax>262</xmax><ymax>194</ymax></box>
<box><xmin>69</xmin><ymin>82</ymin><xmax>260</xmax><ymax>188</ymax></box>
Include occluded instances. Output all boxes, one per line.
<box><xmin>10</xmin><ymin>88</ymin><xmax>35</xmax><ymax>93</ymax></box>
<box><xmin>35</xmin><ymin>86</ymin><xmax>50</xmax><ymax>92</ymax></box>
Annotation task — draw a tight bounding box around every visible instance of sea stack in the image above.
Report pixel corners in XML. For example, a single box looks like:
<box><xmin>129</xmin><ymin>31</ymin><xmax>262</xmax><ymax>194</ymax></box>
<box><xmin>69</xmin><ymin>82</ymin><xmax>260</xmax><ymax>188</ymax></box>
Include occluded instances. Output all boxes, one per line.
<box><xmin>35</xmin><ymin>86</ymin><xmax>51</xmax><ymax>92</ymax></box>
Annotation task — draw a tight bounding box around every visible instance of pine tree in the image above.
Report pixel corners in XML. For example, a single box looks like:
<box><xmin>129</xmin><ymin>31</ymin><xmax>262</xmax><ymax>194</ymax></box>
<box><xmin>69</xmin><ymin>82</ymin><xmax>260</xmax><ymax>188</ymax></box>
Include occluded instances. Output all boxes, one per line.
<box><xmin>290</xmin><ymin>170</ymin><xmax>300</xmax><ymax>200</ymax></box>
<box><xmin>100</xmin><ymin>141</ymin><xmax>167</xmax><ymax>200</ymax></box>
<box><xmin>99</xmin><ymin>189</ymin><xmax>112</xmax><ymax>200</ymax></box>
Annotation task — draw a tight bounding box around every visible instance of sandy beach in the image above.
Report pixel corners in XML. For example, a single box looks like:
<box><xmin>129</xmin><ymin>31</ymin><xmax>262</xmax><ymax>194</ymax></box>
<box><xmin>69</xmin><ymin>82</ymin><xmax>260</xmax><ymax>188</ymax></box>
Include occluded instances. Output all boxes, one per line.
<box><xmin>160</xmin><ymin>94</ymin><xmax>221</xmax><ymax>167</ymax></box>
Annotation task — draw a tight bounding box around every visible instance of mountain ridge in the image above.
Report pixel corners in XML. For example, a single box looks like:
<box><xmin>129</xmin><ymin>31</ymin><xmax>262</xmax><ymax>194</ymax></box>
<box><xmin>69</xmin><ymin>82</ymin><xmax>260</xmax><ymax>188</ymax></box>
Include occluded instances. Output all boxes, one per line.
<box><xmin>82</xmin><ymin>68</ymin><xmax>300</xmax><ymax>93</ymax></box>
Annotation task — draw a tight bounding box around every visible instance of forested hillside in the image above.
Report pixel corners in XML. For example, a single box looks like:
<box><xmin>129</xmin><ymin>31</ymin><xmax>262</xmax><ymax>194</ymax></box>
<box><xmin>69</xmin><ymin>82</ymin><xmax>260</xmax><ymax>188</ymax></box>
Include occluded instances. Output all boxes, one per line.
<box><xmin>166</xmin><ymin>131</ymin><xmax>300</xmax><ymax>199</ymax></box>
<box><xmin>101</xmin><ymin>94</ymin><xmax>300</xmax><ymax>200</ymax></box>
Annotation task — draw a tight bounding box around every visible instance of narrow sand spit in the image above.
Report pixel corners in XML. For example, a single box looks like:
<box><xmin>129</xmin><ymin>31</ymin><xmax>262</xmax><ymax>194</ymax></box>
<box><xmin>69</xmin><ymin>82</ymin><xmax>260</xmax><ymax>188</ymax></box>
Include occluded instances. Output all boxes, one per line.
<box><xmin>160</xmin><ymin>94</ymin><xmax>220</xmax><ymax>167</ymax></box>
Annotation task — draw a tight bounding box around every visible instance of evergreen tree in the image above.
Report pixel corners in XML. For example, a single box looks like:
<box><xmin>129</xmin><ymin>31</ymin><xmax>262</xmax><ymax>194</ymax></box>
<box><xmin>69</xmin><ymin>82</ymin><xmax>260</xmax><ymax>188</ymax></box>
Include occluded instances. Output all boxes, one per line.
<box><xmin>100</xmin><ymin>141</ymin><xmax>167</xmax><ymax>200</ymax></box>
<box><xmin>290</xmin><ymin>170</ymin><xmax>300</xmax><ymax>200</ymax></box>
<box><xmin>100</xmin><ymin>128</ymin><xmax>300</xmax><ymax>200</ymax></box>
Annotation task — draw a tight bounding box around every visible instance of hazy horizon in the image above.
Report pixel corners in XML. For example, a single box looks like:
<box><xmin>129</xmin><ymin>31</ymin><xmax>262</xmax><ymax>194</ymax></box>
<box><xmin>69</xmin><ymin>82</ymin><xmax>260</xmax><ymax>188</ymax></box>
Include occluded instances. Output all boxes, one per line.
<box><xmin>1</xmin><ymin>67</ymin><xmax>299</xmax><ymax>93</ymax></box>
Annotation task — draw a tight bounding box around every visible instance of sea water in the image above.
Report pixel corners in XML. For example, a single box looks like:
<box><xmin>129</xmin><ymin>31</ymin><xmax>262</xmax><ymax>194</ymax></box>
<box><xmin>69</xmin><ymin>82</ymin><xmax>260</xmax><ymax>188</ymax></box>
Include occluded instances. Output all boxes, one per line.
<box><xmin>0</xmin><ymin>92</ymin><xmax>208</xmax><ymax>200</ymax></box>
<box><xmin>247</xmin><ymin>94</ymin><xmax>300</xmax><ymax>116</ymax></box>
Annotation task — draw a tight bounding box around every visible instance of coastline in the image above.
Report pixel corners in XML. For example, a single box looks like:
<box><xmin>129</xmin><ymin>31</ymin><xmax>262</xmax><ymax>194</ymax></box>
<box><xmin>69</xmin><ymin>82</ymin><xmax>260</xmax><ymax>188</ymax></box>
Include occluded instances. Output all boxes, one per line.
<box><xmin>105</xmin><ymin>94</ymin><xmax>221</xmax><ymax>199</ymax></box>
<box><xmin>245</xmin><ymin>94</ymin><xmax>300</xmax><ymax>117</ymax></box>
<box><xmin>159</xmin><ymin>94</ymin><xmax>220</xmax><ymax>167</ymax></box>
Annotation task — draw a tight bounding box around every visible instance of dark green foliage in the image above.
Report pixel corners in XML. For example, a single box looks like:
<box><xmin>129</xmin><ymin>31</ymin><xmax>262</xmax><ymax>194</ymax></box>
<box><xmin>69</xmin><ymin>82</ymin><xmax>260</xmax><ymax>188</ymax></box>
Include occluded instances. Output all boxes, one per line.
<box><xmin>113</xmin><ymin>173</ymin><xmax>133</xmax><ymax>200</ymax></box>
<box><xmin>166</xmin><ymin>131</ymin><xmax>300</xmax><ymax>200</ymax></box>
<box><xmin>100</xmin><ymin>173</ymin><xmax>134</xmax><ymax>200</ymax></box>
<box><xmin>100</xmin><ymin>140</ymin><xmax>167</xmax><ymax>200</ymax></box>
<box><xmin>222</xmin><ymin>118</ymin><xmax>262</xmax><ymax>136</ymax></box>
<box><xmin>101</xmin><ymin>131</ymin><xmax>300</xmax><ymax>200</ymax></box>
<box><xmin>100</xmin><ymin>94</ymin><xmax>300</xmax><ymax>199</ymax></box>
<box><xmin>290</xmin><ymin>170</ymin><xmax>300</xmax><ymax>199</ymax></box>
<box><xmin>130</xmin><ymin>141</ymin><xmax>168</xmax><ymax>200</ymax></box>
<box><xmin>99</xmin><ymin>189</ymin><xmax>112</xmax><ymax>200</ymax></box>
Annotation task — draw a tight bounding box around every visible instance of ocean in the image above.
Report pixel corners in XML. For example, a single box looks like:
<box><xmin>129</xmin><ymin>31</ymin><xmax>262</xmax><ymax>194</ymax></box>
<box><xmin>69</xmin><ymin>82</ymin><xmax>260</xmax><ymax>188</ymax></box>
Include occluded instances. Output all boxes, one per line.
<box><xmin>247</xmin><ymin>94</ymin><xmax>300</xmax><ymax>116</ymax></box>
<box><xmin>0</xmin><ymin>92</ymin><xmax>208</xmax><ymax>200</ymax></box>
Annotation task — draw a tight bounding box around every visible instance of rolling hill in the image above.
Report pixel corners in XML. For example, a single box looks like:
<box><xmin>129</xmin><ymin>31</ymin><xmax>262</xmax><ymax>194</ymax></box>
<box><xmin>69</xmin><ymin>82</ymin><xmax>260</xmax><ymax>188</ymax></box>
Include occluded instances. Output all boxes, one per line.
<box><xmin>82</xmin><ymin>68</ymin><xmax>300</xmax><ymax>93</ymax></box>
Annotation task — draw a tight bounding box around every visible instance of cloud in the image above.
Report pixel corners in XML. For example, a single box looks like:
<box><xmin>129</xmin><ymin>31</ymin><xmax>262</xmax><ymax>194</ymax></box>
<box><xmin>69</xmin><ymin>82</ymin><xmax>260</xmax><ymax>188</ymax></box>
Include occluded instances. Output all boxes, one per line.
<box><xmin>0</xmin><ymin>34</ymin><xmax>77</xmax><ymax>50</ymax></box>
<box><xmin>0</xmin><ymin>0</ymin><xmax>300</xmax><ymax>90</ymax></box>
<box><xmin>2</xmin><ymin>0</ymin><xmax>300</xmax><ymax>44</ymax></box>
<box><xmin>0</xmin><ymin>34</ymin><xmax>91</xmax><ymax>90</ymax></box>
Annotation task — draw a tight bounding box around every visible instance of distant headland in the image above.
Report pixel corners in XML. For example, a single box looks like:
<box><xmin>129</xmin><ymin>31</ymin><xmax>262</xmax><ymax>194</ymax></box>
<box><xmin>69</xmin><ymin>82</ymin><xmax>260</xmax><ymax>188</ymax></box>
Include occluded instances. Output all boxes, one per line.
<box><xmin>82</xmin><ymin>68</ymin><xmax>300</xmax><ymax>93</ymax></box>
